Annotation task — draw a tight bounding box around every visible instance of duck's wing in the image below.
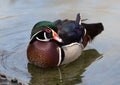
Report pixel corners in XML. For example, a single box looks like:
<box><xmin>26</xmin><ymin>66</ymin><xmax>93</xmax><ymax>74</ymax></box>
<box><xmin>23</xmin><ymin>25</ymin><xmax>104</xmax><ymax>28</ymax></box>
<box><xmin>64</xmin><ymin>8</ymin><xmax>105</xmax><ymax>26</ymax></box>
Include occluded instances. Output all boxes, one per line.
<box><xmin>54</xmin><ymin>14</ymin><xmax>85</xmax><ymax>45</ymax></box>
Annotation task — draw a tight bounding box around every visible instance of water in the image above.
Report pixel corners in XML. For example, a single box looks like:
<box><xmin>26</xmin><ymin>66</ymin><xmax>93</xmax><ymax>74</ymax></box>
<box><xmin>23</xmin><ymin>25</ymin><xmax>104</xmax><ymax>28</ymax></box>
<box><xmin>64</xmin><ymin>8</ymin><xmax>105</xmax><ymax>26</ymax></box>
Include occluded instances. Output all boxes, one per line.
<box><xmin>0</xmin><ymin>0</ymin><xmax>120</xmax><ymax>85</ymax></box>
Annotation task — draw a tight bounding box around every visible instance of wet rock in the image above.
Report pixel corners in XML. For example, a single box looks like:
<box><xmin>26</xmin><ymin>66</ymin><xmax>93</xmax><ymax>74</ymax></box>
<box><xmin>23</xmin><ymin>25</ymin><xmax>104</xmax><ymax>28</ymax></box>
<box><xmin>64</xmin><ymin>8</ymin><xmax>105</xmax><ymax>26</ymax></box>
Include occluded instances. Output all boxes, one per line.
<box><xmin>11</xmin><ymin>78</ymin><xmax>18</xmax><ymax>83</ymax></box>
<box><xmin>0</xmin><ymin>73</ymin><xmax>9</xmax><ymax>84</ymax></box>
<box><xmin>0</xmin><ymin>73</ymin><xmax>7</xmax><ymax>79</ymax></box>
<box><xmin>0</xmin><ymin>73</ymin><xmax>26</xmax><ymax>85</ymax></box>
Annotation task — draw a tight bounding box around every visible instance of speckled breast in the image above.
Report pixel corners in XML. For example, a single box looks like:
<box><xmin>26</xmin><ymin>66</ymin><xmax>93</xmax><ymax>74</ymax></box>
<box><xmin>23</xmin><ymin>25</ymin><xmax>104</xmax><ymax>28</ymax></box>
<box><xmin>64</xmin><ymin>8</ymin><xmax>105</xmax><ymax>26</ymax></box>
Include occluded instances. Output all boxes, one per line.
<box><xmin>27</xmin><ymin>41</ymin><xmax>59</xmax><ymax>68</ymax></box>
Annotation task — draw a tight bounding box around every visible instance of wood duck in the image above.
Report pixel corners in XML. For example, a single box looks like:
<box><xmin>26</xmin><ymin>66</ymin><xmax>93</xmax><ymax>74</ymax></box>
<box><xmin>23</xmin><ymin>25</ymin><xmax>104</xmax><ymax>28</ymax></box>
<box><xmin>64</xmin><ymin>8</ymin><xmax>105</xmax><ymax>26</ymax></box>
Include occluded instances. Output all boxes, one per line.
<box><xmin>27</xmin><ymin>13</ymin><xmax>104</xmax><ymax>68</ymax></box>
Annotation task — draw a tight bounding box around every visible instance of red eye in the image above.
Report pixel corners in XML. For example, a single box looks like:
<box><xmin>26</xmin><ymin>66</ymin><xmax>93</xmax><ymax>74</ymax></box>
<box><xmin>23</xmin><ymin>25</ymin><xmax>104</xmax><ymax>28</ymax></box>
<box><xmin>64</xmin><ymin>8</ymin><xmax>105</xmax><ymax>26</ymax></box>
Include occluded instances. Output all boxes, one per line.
<box><xmin>45</xmin><ymin>29</ymin><xmax>51</xmax><ymax>33</ymax></box>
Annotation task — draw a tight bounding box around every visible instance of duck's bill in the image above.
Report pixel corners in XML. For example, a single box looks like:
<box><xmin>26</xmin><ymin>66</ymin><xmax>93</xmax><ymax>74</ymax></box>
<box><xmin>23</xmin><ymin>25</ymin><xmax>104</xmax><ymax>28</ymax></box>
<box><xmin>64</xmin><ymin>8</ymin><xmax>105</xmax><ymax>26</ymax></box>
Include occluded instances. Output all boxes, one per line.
<box><xmin>52</xmin><ymin>30</ymin><xmax>63</xmax><ymax>43</ymax></box>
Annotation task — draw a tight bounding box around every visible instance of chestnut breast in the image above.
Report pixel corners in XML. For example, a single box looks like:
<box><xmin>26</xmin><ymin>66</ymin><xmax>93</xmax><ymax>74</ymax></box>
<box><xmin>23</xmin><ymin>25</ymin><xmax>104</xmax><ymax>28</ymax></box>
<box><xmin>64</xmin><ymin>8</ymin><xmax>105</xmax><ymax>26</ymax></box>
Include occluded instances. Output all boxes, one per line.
<box><xmin>27</xmin><ymin>41</ymin><xmax>59</xmax><ymax>68</ymax></box>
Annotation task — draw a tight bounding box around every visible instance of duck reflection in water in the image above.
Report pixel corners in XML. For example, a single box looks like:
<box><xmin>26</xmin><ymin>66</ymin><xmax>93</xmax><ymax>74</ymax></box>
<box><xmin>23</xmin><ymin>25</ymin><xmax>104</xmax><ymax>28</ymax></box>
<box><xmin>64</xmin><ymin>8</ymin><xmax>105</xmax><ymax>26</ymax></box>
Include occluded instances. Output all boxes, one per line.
<box><xmin>28</xmin><ymin>49</ymin><xmax>102</xmax><ymax>85</ymax></box>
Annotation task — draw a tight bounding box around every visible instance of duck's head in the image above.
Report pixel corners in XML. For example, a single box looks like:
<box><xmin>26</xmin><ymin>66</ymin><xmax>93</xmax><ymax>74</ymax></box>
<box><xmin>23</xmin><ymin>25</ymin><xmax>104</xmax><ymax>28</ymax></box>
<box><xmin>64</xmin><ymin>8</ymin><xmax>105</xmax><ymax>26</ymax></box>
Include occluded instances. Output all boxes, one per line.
<box><xmin>30</xmin><ymin>27</ymin><xmax>62</xmax><ymax>44</ymax></box>
<box><xmin>30</xmin><ymin>21</ymin><xmax>62</xmax><ymax>44</ymax></box>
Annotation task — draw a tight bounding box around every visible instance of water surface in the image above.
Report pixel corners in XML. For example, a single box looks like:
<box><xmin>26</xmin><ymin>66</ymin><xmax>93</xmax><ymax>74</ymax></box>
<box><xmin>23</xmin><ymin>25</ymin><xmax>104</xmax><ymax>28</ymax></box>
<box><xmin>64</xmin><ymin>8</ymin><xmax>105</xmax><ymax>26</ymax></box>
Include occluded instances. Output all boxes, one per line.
<box><xmin>0</xmin><ymin>0</ymin><xmax>120</xmax><ymax>85</ymax></box>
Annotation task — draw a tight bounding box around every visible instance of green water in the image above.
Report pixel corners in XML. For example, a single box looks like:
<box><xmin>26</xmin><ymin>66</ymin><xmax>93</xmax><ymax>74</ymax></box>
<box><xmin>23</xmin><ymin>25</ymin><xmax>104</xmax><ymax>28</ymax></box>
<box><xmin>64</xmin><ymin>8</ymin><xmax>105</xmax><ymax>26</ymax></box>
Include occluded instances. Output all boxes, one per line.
<box><xmin>0</xmin><ymin>0</ymin><xmax>120</xmax><ymax>85</ymax></box>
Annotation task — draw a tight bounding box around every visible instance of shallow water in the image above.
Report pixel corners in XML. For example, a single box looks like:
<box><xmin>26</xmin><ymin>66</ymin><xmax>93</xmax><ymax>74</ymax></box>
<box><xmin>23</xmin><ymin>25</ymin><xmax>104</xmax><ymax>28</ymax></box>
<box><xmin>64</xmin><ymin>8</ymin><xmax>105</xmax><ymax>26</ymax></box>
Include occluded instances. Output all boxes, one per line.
<box><xmin>0</xmin><ymin>0</ymin><xmax>120</xmax><ymax>85</ymax></box>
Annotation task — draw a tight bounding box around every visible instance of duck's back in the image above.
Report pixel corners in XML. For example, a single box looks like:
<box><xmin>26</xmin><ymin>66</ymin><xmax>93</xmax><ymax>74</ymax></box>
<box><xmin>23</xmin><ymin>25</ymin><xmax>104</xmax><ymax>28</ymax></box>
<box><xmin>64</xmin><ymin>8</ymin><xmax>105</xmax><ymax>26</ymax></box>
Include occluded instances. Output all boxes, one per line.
<box><xmin>54</xmin><ymin>20</ymin><xmax>85</xmax><ymax>45</ymax></box>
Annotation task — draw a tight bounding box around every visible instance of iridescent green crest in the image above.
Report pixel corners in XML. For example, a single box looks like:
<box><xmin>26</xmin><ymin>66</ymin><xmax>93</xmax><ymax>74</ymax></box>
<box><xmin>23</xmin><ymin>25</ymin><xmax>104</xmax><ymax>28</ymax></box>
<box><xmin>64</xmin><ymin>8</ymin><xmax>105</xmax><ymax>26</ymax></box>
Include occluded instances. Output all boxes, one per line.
<box><xmin>31</xmin><ymin>21</ymin><xmax>58</xmax><ymax>38</ymax></box>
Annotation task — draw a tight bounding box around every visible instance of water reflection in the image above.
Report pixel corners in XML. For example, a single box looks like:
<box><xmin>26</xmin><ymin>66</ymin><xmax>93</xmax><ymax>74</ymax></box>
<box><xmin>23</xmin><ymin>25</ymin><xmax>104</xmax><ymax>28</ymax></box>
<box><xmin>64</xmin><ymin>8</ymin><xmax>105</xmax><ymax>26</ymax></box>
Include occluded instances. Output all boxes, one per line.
<box><xmin>28</xmin><ymin>49</ymin><xmax>101</xmax><ymax>85</ymax></box>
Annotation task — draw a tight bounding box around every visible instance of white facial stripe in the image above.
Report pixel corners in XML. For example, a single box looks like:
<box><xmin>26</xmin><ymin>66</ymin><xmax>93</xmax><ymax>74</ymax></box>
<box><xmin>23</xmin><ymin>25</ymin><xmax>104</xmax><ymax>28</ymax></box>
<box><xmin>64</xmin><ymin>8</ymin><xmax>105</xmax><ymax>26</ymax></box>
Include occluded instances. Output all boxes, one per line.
<box><xmin>30</xmin><ymin>30</ymin><xmax>42</xmax><ymax>42</ymax></box>
<box><xmin>44</xmin><ymin>32</ymin><xmax>47</xmax><ymax>39</ymax></box>
<box><xmin>36</xmin><ymin>37</ymin><xmax>50</xmax><ymax>42</ymax></box>
<box><xmin>57</xmin><ymin>47</ymin><xmax>62</xmax><ymax>66</ymax></box>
